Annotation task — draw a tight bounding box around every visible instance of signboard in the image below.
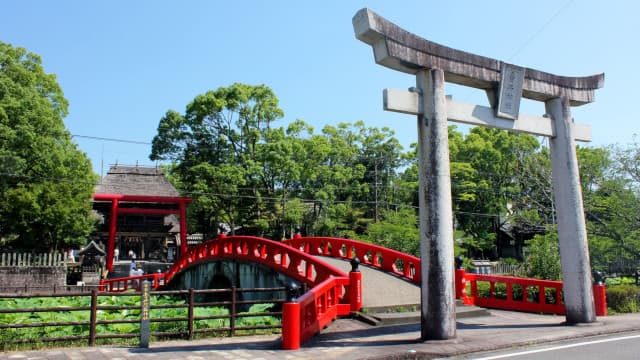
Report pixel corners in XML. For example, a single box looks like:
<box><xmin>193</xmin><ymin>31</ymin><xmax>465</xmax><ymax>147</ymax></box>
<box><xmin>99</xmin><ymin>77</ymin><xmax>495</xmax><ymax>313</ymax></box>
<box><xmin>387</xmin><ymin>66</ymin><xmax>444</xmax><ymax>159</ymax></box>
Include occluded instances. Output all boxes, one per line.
<box><xmin>496</xmin><ymin>63</ymin><xmax>525</xmax><ymax>120</ymax></box>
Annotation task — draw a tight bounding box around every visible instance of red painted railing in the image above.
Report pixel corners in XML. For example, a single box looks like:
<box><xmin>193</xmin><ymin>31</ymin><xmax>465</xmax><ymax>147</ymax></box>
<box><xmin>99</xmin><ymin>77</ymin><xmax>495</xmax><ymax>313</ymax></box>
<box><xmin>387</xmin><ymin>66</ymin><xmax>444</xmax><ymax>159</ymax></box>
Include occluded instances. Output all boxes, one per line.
<box><xmin>100</xmin><ymin>273</ymin><xmax>164</xmax><ymax>292</ymax></box>
<box><xmin>162</xmin><ymin>235</ymin><xmax>359</xmax><ymax>350</ymax></box>
<box><xmin>99</xmin><ymin>235</ymin><xmax>607</xmax><ymax>350</ymax></box>
<box><xmin>98</xmin><ymin>236</ymin><xmax>361</xmax><ymax>349</ymax></box>
<box><xmin>455</xmin><ymin>269</ymin><xmax>607</xmax><ymax>316</ymax></box>
<box><xmin>284</xmin><ymin>236</ymin><xmax>421</xmax><ymax>285</ymax></box>
<box><xmin>282</xmin><ymin>276</ymin><xmax>352</xmax><ymax>349</ymax></box>
<box><xmin>288</xmin><ymin>236</ymin><xmax>606</xmax><ymax>317</ymax></box>
<box><xmin>164</xmin><ymin>236</ymin><xmax>348</xmax><ymax>288</ymax></box>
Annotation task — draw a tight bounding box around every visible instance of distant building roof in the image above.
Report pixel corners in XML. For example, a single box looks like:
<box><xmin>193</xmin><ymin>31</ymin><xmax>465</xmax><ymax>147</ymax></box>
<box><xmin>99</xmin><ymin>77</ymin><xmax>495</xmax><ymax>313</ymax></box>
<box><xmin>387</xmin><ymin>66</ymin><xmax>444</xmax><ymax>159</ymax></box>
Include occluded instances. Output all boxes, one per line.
<box><xmin>94</xmin><ymin>165</ymin><xmax>180</xmax><ymax>197</ymax></box>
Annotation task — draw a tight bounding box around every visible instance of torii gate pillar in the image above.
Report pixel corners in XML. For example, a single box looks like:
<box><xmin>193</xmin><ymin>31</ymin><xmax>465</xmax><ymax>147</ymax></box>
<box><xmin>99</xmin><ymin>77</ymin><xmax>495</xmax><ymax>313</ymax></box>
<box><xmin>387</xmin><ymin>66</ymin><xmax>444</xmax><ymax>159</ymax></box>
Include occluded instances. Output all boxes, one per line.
<box><xmin>353</xmin><ymin>8</ymin><xmax>604</xmax><ymax>335</ymax></box>
<box><xmin>416</xmin><ymin>69</ymin><xmax>457</xmax><ymax>339</ymax></box>
<box><xmin>547</xmin><ymin>97</ymin><xmax>596</xmax><ymax>322</ymax></box>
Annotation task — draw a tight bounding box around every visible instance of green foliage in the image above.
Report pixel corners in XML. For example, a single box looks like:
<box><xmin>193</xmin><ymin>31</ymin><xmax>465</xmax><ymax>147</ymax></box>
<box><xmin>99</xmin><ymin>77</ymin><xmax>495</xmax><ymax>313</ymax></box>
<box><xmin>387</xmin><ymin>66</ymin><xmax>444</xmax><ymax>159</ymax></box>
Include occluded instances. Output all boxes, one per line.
<box><xmin>606</xmin><ymin>285</ymin><xmax>640</xmax><ymax>313</ymax></box>
<box><xmin>148</xmin><ymin>82</ymin><xmax>640</xmax><ymax>275</ymax></box>
<box><xmin>605</xmin><ymin>277</ymin><xmax>637</xmax><ymax>286</ymax></box>
<box><xmin>0</xmin><ymin>41</ymin><xmax>97</xmax><ymax>251</ymax></box>
<box><xmin>523</xmin><ymin>232</ymin><xmax>562</xmax><ymax>280</ymax></box>
<box><xmin>365</xmin><ymin>207</ymin><xmax>419</xmax><ymax>256</ymax></box>
<box><xmin>0</xmin><ymin>294</ymin><xmax>281</xmax><ymax>350</ymax></box>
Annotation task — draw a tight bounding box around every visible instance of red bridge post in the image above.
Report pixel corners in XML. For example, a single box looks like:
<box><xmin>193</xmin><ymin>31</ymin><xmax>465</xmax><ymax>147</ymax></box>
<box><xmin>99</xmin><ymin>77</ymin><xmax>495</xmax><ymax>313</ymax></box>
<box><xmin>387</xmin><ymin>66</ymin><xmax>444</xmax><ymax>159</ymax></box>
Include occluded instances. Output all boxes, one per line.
<box><xmin>349</xmin><ymin>257</ymin><xmax>363</xmax><ymax>312</ymax></box>
<box><xmin>282</xmin><ymin>283</ymin><xmax>301</xmax><ymax>350</ymax></box>
<box><xmin>593</xmin><ymin>271</ymin><xmax>607</xmax><ymax>316</ymax></box>
<box><xmin>455</xmin><ymin>256</ymin><xmax>472</xmax><ymax>305</ymax></box>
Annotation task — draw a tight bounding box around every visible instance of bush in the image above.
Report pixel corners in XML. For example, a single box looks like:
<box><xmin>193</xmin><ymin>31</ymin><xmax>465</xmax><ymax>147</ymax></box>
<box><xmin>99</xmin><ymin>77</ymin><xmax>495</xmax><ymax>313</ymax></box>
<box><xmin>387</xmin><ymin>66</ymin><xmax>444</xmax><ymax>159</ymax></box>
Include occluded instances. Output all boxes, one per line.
<box><xmin>523</xmin><ymin>233</ymin><xmax>562</xmax><ymax>280</ymax></box>
<box><xmin>605</xmin><ymin>277</ymin><xmax>637</xmax><ymax>286</ymax></box>
<box><xmin>606</xmin><ymin>285</ymin><xmax>640</xmax><ymax>313</ymax></box>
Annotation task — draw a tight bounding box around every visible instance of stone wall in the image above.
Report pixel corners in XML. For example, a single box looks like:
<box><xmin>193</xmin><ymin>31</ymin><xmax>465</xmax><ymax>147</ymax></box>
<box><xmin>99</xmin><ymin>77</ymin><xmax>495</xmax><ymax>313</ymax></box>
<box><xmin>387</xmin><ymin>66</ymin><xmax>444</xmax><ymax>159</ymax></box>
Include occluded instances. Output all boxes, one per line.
<box><xmin>0</xmin><ymin>266</ymin><xmax>67</xmax><ymax>292</ymax></box>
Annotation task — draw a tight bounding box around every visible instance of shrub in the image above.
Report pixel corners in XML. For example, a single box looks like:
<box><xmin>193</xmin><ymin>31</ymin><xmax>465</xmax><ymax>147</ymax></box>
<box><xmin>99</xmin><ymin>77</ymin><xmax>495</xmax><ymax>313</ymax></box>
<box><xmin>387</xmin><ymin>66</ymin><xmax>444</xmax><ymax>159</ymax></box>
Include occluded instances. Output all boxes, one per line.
<box><xmin>606</xmin><ymin>285</ymin><xmax>640</xmax><ymax>313</ymax></box>
<box><xmin>523</xmin><ymin>233</ymin><xmax>562</xmax><ymax>280</ymax></box>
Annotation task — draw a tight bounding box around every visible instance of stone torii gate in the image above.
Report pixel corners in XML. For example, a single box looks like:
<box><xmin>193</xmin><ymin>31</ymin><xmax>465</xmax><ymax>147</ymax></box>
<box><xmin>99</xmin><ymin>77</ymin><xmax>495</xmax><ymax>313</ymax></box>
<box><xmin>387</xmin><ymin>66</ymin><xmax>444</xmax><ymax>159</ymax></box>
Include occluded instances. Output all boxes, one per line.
<box><xmin>353</xmin><ymin>8</ymin><xmax>604</xmax><ymax>340</ymax></box>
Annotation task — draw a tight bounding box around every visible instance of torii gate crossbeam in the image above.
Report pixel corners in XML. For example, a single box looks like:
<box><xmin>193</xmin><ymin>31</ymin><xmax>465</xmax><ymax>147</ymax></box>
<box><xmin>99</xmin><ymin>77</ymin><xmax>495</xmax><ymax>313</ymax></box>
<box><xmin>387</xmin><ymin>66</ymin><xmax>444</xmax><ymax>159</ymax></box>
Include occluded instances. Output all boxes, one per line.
<box><xmin>353</xmin><ymin>8</ymin><xmax>604</xmax><ymax>340</ymax></box>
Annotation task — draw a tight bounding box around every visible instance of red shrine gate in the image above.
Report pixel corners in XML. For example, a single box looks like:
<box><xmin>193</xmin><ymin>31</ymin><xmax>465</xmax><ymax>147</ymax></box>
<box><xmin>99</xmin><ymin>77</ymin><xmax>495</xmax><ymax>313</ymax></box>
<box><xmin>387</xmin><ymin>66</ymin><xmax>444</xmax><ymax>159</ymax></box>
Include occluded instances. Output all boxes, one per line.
<box><xmin>93</xmin><ymin>193</ymin><xmax>191</xmax><ymax>272</ymax></box>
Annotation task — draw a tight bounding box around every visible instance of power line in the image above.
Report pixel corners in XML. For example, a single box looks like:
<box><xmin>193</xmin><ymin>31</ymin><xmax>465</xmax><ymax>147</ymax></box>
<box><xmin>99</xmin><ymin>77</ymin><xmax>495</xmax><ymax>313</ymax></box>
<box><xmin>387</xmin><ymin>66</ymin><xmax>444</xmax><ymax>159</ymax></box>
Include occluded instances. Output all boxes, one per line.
<box><xmin>72</xmin><ymin>134</ymin><xmax>151</xmax><ymax>145</ymax></box>
<box><xmin>507</xmin><ymin>0</ymin><xmax>575</xmax><ymax>61</ymax></box>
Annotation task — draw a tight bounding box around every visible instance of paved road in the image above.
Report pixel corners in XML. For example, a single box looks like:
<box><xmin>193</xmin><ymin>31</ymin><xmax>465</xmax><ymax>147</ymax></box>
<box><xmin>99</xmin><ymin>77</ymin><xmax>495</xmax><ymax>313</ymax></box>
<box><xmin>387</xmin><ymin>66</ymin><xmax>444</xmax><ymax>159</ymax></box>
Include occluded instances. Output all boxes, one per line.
<box><xmin>453</xmin><ymin>332</ymin><xmax>640</xmax><ymax>360</ymax></box>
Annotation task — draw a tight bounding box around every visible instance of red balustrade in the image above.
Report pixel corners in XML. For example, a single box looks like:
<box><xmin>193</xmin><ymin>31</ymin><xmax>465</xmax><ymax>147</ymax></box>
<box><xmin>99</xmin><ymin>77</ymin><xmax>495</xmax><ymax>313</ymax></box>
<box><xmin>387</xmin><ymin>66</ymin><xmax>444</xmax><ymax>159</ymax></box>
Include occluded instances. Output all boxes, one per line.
<box><xmin>284</xmin><ymin>236</ymin><xmax>421</xmax><ymax>284</ymax></box>
<box><xmin>161</xmin><ymin>235</ymin><xmax>360</xmax><ymax>350</ymax></box>
<box><xmin>99</xmin><ymin>273</ymin><xmax>164</xmax><ymax>292</ymax></box>
<box><xmin>164</xmin><ymin>236</ymin><xmax>348</xmax><ymax>289</ymax></box>
<box><xmin>99</xmin><ymin>234</ymin><xmax>607</xmax><ymax>350</ymax></box>
<box><xmin>466</xmin><ymin>273</ymin><xmax>565</xmax><ymax>314</ymax></box>
<box><xmin>455</xmin><ymin>269</ymin><xmax>607</xmax><ymax>316</ymax></box>
<box><xmin>288</xmin><ymin>236</ymin><xmax>606</xmax><ymax>317</ymax></box>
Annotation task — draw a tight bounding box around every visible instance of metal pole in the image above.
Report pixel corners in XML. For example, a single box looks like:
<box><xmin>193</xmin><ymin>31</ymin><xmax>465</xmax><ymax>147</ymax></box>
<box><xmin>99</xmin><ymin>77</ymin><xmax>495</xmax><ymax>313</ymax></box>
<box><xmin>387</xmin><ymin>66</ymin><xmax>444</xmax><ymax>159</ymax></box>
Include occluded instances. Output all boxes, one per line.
<box><xmin>417</xmin><ymin>68</ymin><xmax>456</xmax><ymax>340</ymax></box>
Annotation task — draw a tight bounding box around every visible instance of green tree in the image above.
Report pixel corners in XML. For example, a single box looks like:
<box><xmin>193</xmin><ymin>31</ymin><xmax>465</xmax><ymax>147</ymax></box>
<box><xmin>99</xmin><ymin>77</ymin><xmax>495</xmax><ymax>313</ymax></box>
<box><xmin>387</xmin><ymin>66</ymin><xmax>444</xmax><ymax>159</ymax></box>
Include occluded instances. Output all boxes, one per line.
<box><xmin>150</xmin><ymin>83</ymin><xmax>285</xmax><ymax>237</ymax></box>
<box><xmin>580</xmin><ymin>145</ymin><xmax>640</xmax><ymax>273</ymax></box>
<box><xmin>365</xmin><ymin>207</ymin><xmax>419</xmax><ymax>256</ymax></box>
<box><xmin>0</xmin><ymin>42</ymin><xmax>97</xmax><ymax>251</ymax></box>
<box><xmin>523</xmin><ymin>232</ymin><xmax>561</xmax><ymax>280</ymax></box>
<box><xmin>451</xmin><ymin>127</ymin><xmax>540</xmax><ymax>258</ymax></box>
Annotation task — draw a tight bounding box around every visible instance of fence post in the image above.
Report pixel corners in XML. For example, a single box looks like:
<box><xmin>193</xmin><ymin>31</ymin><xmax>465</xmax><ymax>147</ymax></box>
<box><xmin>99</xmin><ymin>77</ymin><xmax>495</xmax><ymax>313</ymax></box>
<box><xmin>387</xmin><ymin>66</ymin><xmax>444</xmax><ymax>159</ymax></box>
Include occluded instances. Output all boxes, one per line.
<box><xmin>230</xmin><ymin>286</ymin><xmax>237</xmax><ymax>337</ymax></box>
<box><xmin>188</xmin><ymin>288</ymin><xmax>195</xmax><ymax>340</ymax></box>
<box><xmin>592</xmin><ymin>271</ymin><xmax>607</xmax><ymax>317</ymax></box>
<box><xmin>140</xmin><ymin>280</ymin><xmax>151</xmax><ymax>348</ymax></box>
<box><xmin>89</xmin><ymin>289</ymin><xmax>98</xmax><ymax>346</ymax></box>
<box><xmin>282</xmin><ymin>282</ymin><xmax>301</xmax><ymax>350</ymax></box>
<box><xmin>349</xmin><ymin>257</ymin><xmax>362</xmax><ymax>312</ymax></box>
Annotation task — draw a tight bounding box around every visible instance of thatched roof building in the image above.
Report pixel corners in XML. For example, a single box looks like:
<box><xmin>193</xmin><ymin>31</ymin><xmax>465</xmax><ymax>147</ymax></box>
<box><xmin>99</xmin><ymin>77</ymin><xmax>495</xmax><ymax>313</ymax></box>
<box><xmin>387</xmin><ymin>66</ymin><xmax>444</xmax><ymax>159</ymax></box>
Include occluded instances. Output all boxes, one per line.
<box><xmin>94</xmin><ymin>165</ymin><xmax>180</xmax><ymax>197</ymax></box>
<box><xmin>92</xmin><ymin>166</ymin><xmax>190</xmax><ymax>270</ymax></box>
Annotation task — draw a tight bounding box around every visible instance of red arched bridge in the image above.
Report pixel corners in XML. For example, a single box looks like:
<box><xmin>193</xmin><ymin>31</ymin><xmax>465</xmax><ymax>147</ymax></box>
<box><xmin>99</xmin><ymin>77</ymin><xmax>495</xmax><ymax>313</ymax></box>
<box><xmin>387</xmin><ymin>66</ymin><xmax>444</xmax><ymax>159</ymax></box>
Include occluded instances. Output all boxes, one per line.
<box><xmin>100</xmin><ymin>234</ymin><xmax>607</xmax><ymax>350</ymax></box>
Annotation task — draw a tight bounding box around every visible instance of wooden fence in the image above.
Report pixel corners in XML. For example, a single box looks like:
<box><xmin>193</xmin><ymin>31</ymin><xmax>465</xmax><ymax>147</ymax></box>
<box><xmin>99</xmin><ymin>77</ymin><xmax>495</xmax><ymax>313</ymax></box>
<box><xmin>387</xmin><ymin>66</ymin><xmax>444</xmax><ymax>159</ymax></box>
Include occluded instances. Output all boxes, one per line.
<box><xmin>0</xmin><ymin>252</ymin><xmax>69</xmax><ymax>267</ymax></box>
<box><xmin>0</xmin><ymin>286</ymin><xmax>285</xmax><ymax>350</ymax></box>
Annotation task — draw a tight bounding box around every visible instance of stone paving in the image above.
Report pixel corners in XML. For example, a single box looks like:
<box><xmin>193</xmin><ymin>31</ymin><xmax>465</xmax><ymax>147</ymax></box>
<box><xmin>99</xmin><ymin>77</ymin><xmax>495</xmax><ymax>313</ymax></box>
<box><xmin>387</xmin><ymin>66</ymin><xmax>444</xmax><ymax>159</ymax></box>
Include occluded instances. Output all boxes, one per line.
<box><xmin>3</xmin><ymin>310</ymin><xmax>640</xmax><ymax>360</ymax></box>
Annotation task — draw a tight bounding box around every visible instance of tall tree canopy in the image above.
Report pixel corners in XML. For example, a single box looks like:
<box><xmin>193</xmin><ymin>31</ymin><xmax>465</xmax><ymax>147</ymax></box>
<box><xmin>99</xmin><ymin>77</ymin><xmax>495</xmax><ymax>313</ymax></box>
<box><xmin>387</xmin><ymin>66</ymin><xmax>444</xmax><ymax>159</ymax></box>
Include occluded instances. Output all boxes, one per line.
<box><xmin>150</xmin><ymin>82</ymin><xmax>640</xmax><ymax>272</ymax></box>
<box><xmin>150</xmin><ymin>83</ymin><xmax>286</xmax><ymax>238</ymax></box>
<box><xmin>0</xmin><ymin>42</ymin><xmax>97</xmax><ymax>251</ymax></box>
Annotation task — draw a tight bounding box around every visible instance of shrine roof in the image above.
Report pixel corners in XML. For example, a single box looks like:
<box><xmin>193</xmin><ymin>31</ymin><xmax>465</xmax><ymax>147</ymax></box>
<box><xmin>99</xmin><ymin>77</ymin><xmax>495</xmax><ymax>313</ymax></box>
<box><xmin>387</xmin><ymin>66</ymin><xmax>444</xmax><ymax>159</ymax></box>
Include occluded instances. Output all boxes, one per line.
<box><xmin>94</xmin><ymin>165</ymin><xmax>181</xmax><ymax>197</ymax></box>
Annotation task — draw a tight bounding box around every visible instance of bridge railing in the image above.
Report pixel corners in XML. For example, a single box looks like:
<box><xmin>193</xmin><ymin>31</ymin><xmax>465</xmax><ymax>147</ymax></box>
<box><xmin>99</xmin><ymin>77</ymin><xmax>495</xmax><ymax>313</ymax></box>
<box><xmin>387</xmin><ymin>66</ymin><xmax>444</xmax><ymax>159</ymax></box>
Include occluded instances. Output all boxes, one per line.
<box><xmin>161</xmin><ymin>235</ymin><xmax>363</xmax><ymax>350</ymax></box>
<box><xmin>455</xmin><ymin>268</ymin><xmax>607</xmax><ymax>316</ymax></box>
<box><xmin>284</xmin><ymin>236</ymin><xmax>421</xmax><ymax>285</ymax></box>
<box><xmin>100</xmin><ymin>273</ymin><xmax>164</xmax><ymax>292</ymax></box>
<box><xmin>282</xmin><ymin>275</ymin><xmax>352</xmax><ymax>349</ymax></box>
<box><xmin>287</xmin><ymin>236</ymin><xmax>607</xmax><ymax>317</ymax></box>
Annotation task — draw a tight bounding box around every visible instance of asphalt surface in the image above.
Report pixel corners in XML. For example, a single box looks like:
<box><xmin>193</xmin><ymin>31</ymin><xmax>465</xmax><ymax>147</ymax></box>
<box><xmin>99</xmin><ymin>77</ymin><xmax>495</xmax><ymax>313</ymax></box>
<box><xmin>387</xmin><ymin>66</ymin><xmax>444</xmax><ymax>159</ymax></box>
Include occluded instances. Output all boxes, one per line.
<box><xmin>2</xmin><ymin>310</ymin><xmax>640</xmax><ymax>360</ymax></box>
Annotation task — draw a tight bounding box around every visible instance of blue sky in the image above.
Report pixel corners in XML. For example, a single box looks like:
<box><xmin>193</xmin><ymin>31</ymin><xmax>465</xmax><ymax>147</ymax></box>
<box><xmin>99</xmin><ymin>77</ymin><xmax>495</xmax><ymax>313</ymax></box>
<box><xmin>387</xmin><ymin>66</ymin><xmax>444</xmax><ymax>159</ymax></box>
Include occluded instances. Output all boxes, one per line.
<box><xmin>2</xmin><ymin>1</ymin><xmax>638</xmax><ymax>176</ymax></box>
